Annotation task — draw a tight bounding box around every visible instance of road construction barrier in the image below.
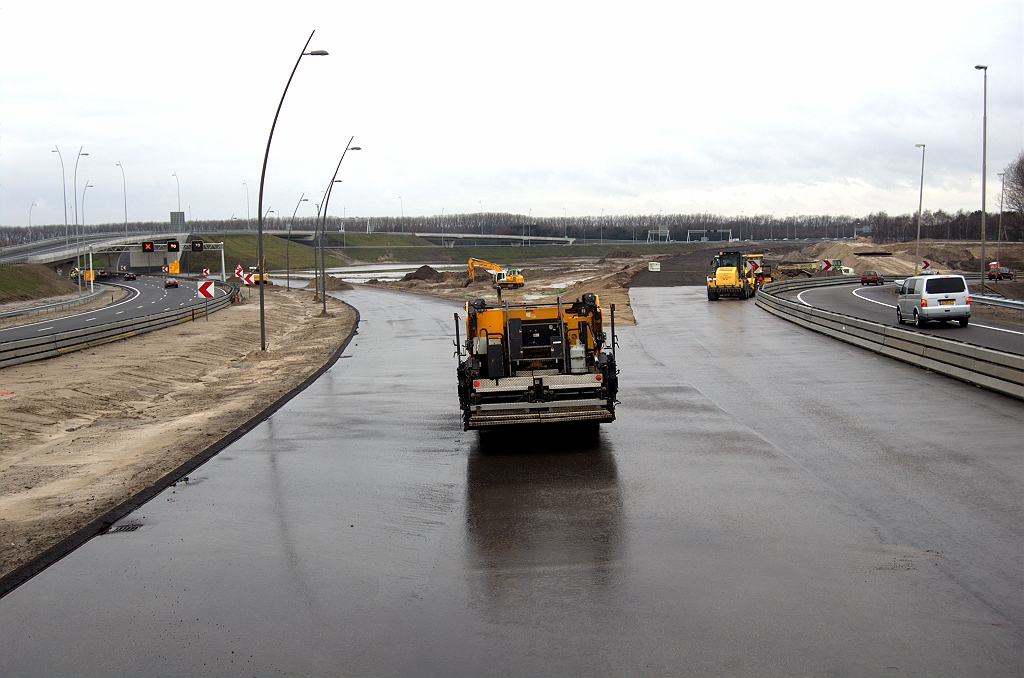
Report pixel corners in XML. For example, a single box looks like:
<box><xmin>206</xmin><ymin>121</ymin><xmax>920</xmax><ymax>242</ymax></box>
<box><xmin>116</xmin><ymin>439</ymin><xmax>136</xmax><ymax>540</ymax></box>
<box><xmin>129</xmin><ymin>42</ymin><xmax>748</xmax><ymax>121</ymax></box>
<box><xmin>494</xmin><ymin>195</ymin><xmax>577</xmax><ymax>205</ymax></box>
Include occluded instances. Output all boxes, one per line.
<box><xmin>756</xmin><ymin>277</ymin><xmax>1024</xmax><ymax>400</ymax></box>
<box><xmin>0</xmin><ymin>282</ymin><xmax>232</xmax><ymax>369</ymax></box>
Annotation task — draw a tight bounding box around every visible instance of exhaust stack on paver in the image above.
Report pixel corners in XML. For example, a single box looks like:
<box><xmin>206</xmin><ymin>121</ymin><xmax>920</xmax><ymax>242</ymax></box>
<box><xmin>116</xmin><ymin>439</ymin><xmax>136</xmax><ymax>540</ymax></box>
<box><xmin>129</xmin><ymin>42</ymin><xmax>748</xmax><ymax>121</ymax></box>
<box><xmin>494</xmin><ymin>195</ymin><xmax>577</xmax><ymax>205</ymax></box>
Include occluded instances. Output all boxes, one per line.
<box><xmin>455</xmin><ymin>293</ymin><xmax>618</xmax><ymax>430</ymax></box>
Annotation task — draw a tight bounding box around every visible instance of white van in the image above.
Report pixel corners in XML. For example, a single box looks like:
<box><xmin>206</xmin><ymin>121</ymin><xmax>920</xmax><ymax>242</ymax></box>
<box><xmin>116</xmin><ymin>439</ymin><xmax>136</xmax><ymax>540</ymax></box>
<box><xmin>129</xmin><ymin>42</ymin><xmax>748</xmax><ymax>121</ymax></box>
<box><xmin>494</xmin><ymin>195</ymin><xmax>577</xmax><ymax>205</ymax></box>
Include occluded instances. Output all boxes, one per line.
<box><xmin>896</xmin><ymin>274</ymin><xmax>971</xmax><ymax>327</ymax></box>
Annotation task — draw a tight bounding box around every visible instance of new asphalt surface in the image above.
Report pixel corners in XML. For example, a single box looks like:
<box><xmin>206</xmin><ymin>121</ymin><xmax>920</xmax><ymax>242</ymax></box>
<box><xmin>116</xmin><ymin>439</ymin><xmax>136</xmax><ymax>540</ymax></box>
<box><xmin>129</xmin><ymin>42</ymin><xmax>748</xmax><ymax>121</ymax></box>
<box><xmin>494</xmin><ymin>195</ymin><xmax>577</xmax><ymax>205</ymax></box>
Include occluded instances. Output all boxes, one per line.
<box><xmin>1</xmin><ymin>286</ymin><xmax>1020</xmax><ymax>676</ymax></box>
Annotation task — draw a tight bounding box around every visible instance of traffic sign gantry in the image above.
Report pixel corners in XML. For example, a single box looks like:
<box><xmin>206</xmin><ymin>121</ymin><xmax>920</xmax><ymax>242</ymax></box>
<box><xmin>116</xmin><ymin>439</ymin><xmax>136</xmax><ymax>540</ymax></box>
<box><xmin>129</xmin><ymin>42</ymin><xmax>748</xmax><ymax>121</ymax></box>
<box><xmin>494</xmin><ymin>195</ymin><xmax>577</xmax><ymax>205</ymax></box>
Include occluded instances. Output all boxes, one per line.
<box><xmin>198</xmin><ymin>281</ymin><xmax>215</xmax><ymax>299</ymax></box>
<box><xmin>142</xmin><ymin>241</ymin><xmax>155</xmax><ymax>253</ymax></box>
<box><xmin>167</xmin><ymin>240</ymin><xmax>180</xmax><ymax>252</ymax></box>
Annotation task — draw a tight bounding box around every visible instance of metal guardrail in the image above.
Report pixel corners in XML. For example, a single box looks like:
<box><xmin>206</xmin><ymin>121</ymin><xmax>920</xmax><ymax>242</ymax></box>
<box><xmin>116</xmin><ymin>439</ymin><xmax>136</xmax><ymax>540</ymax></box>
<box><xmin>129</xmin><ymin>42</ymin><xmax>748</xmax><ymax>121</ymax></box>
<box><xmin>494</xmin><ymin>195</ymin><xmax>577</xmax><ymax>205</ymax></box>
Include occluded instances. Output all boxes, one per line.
<box><xmin>0</xmin><ymin>282</ymin><xmax>234</xmax><ymax>370</ymax></box>
<box><xmin>0</xmin><ymin>285</ymin><xmax>109</xmax><ymax>319</ymax></box>
<box><xmin>970</xmin><ymin>294</ymin><xmax>1024</xmax><ymax>311</ymax></box>
<box><xmin>756</xmin><ymin>278</ymin><xmax>1024</xmax><ymax>400</ymax></box>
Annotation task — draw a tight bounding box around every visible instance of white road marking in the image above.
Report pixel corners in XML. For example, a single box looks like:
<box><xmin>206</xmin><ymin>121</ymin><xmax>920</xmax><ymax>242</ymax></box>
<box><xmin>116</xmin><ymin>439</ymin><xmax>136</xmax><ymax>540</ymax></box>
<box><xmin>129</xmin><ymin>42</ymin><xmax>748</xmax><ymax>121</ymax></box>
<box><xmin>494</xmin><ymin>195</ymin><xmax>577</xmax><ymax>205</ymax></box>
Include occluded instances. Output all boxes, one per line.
<box><xmin>849</xmin><ymin>287</ymin><xmax>1024</xmax><ymax>336</ymax></box>
<box><xmin>85</xmin><ymin>317</ymin><xmax>96</xmax><ymax>321</ymax></box>
<box><xmin>796</xmin><ymin>290</ymin><xmax>814</xmax><ymax>306</ymax></box>
<box><xmin>0</xmin><ymin>283</ymin><xmax>141</xmax><ymax>334</ymax></box>
<box><xmin>36</xmin><ymin>326</ymin><xmax>54</xmax><ymax>332</ymax></box>
<box><xmin>116</xmin><ymin>311</ymin><xmax>124</xmax><ymax>314</ymax></box>
<box><xmin>852</xmin><ymin>287</ymin><xmax>895</xmax><ymax>308</ymax></box>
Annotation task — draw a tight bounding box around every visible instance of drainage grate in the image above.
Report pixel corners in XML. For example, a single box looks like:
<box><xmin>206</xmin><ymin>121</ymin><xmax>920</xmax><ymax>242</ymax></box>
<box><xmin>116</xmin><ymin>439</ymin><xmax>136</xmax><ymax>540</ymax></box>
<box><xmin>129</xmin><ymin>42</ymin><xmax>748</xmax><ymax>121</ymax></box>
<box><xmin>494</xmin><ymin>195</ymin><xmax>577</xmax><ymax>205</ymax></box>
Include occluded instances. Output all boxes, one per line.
<box><xmin>108</xmin><ymin>524</ymin><xmax>141</xmax><ymax>533</ymax></box>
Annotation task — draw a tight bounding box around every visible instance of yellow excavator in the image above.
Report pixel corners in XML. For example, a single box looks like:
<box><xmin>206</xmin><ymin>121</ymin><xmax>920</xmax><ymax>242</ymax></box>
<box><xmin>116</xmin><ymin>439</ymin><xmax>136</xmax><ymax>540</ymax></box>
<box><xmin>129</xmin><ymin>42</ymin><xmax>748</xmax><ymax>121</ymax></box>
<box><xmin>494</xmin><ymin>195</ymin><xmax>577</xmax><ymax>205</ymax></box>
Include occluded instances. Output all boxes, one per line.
<box><xmin>467</xmin><ymin>258</ymin><xmax>524</xmax><ymax>289</ymax></box>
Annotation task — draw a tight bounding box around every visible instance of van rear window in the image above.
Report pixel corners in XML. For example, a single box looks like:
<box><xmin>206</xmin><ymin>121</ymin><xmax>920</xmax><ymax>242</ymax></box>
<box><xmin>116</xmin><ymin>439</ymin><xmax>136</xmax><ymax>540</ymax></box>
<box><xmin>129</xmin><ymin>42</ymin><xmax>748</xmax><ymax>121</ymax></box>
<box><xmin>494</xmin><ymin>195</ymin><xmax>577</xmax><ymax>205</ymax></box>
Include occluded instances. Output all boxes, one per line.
<box><xmin>926</xmin><ymin>277</ymin><xmax>966</xmax><ymax>294</ymax></box>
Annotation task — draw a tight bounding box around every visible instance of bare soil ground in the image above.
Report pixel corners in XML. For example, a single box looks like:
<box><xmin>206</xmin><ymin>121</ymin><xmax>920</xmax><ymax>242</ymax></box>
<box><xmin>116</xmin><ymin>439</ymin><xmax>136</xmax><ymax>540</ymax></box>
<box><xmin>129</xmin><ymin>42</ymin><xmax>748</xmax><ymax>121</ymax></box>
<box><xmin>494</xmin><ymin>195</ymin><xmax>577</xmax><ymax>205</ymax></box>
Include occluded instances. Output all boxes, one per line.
<box><xmin>0</xmin><ymin>287</ymin><xmax>356</xmax><ymax>579</ymax></box>
<box><xmin>795</xmin><ymin>240</ymin><xmax>1024</xmax><ymax>277</ymax></box>
<box><xmin>369</xmin><ymin>256</ymin><xmax>657</xmax><ymax>325</ymax></box>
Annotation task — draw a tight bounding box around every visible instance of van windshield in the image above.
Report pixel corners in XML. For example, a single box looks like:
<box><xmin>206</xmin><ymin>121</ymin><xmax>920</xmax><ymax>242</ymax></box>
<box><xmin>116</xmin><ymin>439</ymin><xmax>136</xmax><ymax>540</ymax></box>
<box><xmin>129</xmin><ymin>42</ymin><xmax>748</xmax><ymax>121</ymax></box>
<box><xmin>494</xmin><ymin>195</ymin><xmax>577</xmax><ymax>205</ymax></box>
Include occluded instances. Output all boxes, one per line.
<box><xmin>926</xmin><ymin>277</ymin><xmax>966</xmax><ymax>294</ymax></box>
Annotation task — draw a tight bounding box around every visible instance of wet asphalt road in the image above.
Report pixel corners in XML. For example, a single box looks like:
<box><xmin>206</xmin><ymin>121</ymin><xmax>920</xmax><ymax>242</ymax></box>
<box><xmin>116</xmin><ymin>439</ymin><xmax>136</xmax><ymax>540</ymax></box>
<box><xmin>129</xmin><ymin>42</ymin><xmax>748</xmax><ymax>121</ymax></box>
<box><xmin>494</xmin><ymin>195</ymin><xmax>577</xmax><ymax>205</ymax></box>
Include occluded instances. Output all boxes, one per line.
<box><xmin>779</xmin><ymin>281</ymin><xmax>1024</xmax><ymax>355</ymax></box>
<box><xmin>1</xmin><ymin>286</ymin><xmax>1021</xmax><ymax>676</ymax></box>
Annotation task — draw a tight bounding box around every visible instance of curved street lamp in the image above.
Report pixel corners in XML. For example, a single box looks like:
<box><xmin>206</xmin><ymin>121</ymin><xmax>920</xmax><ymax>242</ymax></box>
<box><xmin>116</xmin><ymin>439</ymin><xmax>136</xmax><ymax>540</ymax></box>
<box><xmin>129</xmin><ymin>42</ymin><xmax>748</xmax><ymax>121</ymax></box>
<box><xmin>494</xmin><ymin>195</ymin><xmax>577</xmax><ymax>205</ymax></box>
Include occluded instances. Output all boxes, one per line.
<box><xmin>73</xmin><ymin>148</ymin><xmax>88</xmax><ymax>293</ymax></box>
<box><xmin>52</xmin><ymin>147</ymin><xmax>69</xmax><ymax>247</ymax></box>
<box><xmin>256</xmin><ymin>31</ymin><xmax>329</xmax><ymax>350</ymax></box>
<box><xmin>29</xmin><ymin>201</ymin><xmax>37</xmax><ymax>228</ymax></box>
<box><xmin>243</xmin><ymin>181</ymin><xmax>251</xmax><ymax>231</ymax></box>
<box><xmin>82</xmin><ymin>182</ymin><xmax>94</xmax><ymax>291</ymax></box>
<box><xmin>172</xmin><ymin>172</ymin><xmax>181</xmax><ymax>213</ymax></box>
<box><xmin>975</xmin><ymin>64</ymin><xmax>988</xmax><ymax>294</ymax></box>
<box><xmin>317</xmin><ymin>138</ymin><xmax>361</xmax><ymax>313</ymax></box>
<box><xmin>286</xmin><ymin>193</ymin><xmax>308</xmax><ymax>289</ymax></box>
<box><xmin>914</xmin><ymin>144</ymin><xmax>926</xmax><ymax>275</ymax></box>
<box><xmin>116</xmin><ymin>162</ymin><xmax>128</xmax><ymax>237</ymax></box>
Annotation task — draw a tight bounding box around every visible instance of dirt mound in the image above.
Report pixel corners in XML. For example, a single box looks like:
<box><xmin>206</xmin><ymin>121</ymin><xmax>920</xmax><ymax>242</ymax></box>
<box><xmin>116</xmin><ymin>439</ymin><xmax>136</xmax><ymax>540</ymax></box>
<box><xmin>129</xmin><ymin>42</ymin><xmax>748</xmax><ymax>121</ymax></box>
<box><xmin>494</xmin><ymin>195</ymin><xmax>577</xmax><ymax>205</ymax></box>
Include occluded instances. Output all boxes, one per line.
<box><xmin>323</xmin><ymin>275</ymin><xmax>353</xmax><ymax>291</ymax></box>
<box><xmin>781</xmin><ymin>250</ymin><xmax>816</xmax><ymax>263</ymax></box>
<box><xmin>0</xmin><ymin>264</ymin><xmax>78</xmax><ymax>304</ymax></box>
<box><xmin>598</xmin><ymin>250</ymin><xmax>640</xmax><ymax>262</ymax></box>
<box><xmin>402</xmin><ymin>265</ymin><xmax>445</xmax><ymax>282</ymax></box>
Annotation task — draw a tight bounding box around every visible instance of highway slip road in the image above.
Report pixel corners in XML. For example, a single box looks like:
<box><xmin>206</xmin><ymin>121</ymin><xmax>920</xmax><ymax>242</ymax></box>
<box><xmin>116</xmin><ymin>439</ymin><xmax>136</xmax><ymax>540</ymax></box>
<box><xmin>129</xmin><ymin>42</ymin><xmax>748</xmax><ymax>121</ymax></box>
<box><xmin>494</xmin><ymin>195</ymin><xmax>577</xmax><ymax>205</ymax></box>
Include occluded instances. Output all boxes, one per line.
<box><xmin>1</xmin><ymin>286</ymin><xmax>1019</xmax><ymax>676</ymax></box>
<box><xmin>0</xmin><ymin>277</ymin><xmax>227</xmax><ymax>344</ymax></box>
<box><xmin>781</xmin><ymin>281</ymin><xmax>1023</xmax><ymax>355</ymax></box>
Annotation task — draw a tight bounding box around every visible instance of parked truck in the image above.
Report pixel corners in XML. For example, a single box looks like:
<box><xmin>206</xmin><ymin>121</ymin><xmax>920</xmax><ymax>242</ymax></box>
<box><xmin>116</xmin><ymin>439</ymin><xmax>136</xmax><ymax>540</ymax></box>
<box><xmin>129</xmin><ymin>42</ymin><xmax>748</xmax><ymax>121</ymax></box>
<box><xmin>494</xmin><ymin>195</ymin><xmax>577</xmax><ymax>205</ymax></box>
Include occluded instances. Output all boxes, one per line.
<box><xmin>707</xmin><ymin>251</ymin><xmax>756</xmax><ymax>300</ymax></box>
<box><xmin>455</xmin><ymin>293</ymin><xmax>618</xmax><ymax>430</ymax></box>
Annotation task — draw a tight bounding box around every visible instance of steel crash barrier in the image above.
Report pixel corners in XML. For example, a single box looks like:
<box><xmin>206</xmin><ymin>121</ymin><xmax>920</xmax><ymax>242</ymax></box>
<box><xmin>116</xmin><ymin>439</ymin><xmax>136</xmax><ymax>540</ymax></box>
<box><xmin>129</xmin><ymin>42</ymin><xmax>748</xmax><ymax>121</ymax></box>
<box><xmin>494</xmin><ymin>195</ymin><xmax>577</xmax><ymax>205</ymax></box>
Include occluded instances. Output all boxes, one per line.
<box><xmin>0</xmin><ymin>282</ymin><xmax>233</xmax><ymax>369</ymax></box>
<box><xmin>756</xmin><ymin>277</ymin><xmax>1024</xmax><ymax>400</ymax></box>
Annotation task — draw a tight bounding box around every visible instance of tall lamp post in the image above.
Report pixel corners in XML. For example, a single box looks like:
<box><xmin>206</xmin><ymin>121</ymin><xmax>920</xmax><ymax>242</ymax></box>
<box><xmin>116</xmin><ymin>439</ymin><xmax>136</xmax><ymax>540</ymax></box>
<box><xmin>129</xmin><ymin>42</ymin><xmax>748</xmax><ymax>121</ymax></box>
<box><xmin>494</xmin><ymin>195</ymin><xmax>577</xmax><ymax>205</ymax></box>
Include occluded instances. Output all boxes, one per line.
<box><xmin>82</xmin><ymin>182</ymin><xmax>94</xmax><ymax>291</ymax></box>
<box><xmin>996</xmin><ymin>172</ymin><xmax>1005</xmax><ymax>269</ymax></box>
<box><xmin>318</xmin><ymin>137</ymin><xmax>360</xmax><ymax>314</ymax></box>
<box><xmin>286</xmin><ymin>193</ymin><xmax>307</xmax><ymax>289</ymax></box>
<box><xmin>72</xmin><ymin>148</ymin><xmax>88</xmax><ymax>294</ymax></box>
<box><xmin>914</xmin><ymin>143</ymin><xmax>926</xmax><ymax>275</ymax></box>
<box><xmin>116</xmin><ymin>162</ymin><xmax>128</xmax><ymax>237</ymax></box>
<box><xmin>243</xmin><ymin>181</ymin><xmax>251</xmax><ymax>231</ymax></box>
<box><xmin>29</xmin><ymin>201</ymin><xmax>37</xmax><ymax>228</ymax></box>
<box><xmin>172</xmin><ymin>172</ymin><xmax>181</xmax><ymax>213</ymax></box>
<box><xmin>256</xmin><ymin>31</ymin><xmax>329</xmax><ymax>350</ymax></box>
<box><xmin>975</xmin><ymin>64</ymin><xmax>988</xmax><ymax>294</ymax></box>
<box><xmin>398</xmin><ymin>195</ymin><xmax>404</xmax><ymax>233</ymax></box>
<box><xmin>52</xmin><ymin>147</ymin><xmax>69</xmax><ymax>248</ymax></box>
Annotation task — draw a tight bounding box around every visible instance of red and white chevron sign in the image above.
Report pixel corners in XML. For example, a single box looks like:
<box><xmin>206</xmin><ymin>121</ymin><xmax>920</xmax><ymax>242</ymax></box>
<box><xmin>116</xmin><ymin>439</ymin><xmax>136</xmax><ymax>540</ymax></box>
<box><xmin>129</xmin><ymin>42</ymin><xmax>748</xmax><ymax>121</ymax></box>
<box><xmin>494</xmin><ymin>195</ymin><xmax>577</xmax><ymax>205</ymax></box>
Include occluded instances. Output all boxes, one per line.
<box><xmin>202</xmin><ymin>268</ymin><xmax>210</xmax><ymax>276</ymax></box>
<box><xmin>819</xmin><ymin>259</ymin><xmax>835</xmax><ymax>272</ymax></box>
<box><xmin>161</xmin><ymin>266</ymin><xmax>169</xmax><ymax>273</ymax></box>
<box><xmin>242</xmin><ymin>273</ymin><xmax>254</xmax><ymax>285</ymax></box>
<box><xmin>921</xmin><ymin>259</ymin><xmax>931</xmax><ymax>270</ymax></box>
<box><xmin>197</xmin><ymin>281</ymin><xmax>215</xmax><ymax>299</ymax></box>
<box><xmin>745</xmin><ymin>259</ymin><xmax>761</xmax><ymax>274</ymax></box>
<box><xmin>235</xmin><ymin>263</ymin><xmax>244</xmax><ymax>279</ymax></box>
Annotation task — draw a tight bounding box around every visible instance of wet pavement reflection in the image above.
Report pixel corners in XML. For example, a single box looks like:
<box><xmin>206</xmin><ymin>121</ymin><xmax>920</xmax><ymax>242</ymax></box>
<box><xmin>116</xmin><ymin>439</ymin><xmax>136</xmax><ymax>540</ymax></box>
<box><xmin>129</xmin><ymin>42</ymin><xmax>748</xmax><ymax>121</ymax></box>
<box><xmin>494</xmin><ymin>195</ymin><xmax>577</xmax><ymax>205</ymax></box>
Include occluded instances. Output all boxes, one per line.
<box><xmin>466</xmin><ymin>427</ymin><xmax>623</xmax><ymax>618</ymax></box>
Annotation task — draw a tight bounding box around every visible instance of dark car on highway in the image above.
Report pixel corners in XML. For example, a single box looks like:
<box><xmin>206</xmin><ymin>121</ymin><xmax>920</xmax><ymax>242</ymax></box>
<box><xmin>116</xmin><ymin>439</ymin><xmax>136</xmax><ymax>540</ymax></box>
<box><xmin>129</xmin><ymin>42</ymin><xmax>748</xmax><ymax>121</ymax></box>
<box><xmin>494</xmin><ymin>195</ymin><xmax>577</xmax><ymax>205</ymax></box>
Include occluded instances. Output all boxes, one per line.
<box><xmin>123</xmin><ymin>272</ymin><xmax>137</xmax><ymax>281</ymax></box>
<box><xmin>164</xmin><ymin>278</ymin><xmax>179</xmax><ymax>288</ymax></box>
<box><xmin>988</xmin><ymin>267</ymin><xmax>1014</xmax><ymax>280</ymax></box>
<box><xmin>860</xmin><ymin>270</ymin><xmax>884</xmax><ymax>285</ymax></box>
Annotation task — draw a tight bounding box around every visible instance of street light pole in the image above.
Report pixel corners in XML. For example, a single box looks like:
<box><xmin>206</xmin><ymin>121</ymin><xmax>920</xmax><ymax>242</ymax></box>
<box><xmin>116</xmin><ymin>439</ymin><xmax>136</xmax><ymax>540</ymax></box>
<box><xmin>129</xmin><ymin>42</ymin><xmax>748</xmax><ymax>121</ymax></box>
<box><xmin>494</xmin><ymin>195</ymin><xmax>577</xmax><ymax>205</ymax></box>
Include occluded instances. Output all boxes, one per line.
<box><xmin>976</xmin><ymin>64</ymin><xmax>988</xmax><ymax>294</ymax></box>
<box><xmin>243</xmin><ymin>181</ymin><xmax>251</xmax><ymax>231</ymax></box>
<box><xmin>256</xmin><ymin>31</ymin><xmax>328</xmax><ymax>350</ymax></box>
<box><xmin>82</xmin><ymin>182</ymin><xmax>94</xmax><ymax>292</ymax></box>
<box><xmin>480</xmin><ymin>200</ymin><xmax>484</xmax><ymax>235</ymax></box>
<box><xmin>286</xmin><ymin>193</ymin><xmax>307</xmax><ymax>290</ymax></box>
<box><xmin>317</xmin><ymin>137</ymin><xmax>361</xmax><ymax>313</ymax></box>
<box><xmin>172</xmin><ymin>172</ymin><xmax>181</xmax><ymax>213</ymax></box>
<box><xmin>29</xmin><ymin>201</ymin><xmax>37</xmax><ymax>228</ymax></box>
<box><xmin>73</xmin><ymin>148</ymin><xmax>88</xmax><ymax>294</ymax></box>
<box><xmin>398</xmin><ymin>196</ymin><xmax>404</xmax><ymax>233</ymax></box>
<box><xmin>52</xmin><ymin>147</ymin><xmax>69</xmax><ymax>248</ymax></box>
<box><xmin>996</xmin><ymin>171</ymin><xmax>1005</xmax><ymax>270</ymax></box>
<box><xmin>116</xmin><ymin>162</ymin><xmax>128</xmax><ymax>237</ymax></box>
<box><xmin>914</xmin><ymin>143</ymin><xmax>926</xmax><ymax>275</ymax></box>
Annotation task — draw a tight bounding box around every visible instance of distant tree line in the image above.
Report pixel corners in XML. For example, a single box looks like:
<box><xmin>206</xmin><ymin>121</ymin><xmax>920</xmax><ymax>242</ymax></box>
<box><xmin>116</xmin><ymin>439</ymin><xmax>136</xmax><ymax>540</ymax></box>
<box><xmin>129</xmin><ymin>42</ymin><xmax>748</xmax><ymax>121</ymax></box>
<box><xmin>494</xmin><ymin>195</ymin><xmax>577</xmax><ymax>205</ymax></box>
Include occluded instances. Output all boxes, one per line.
<box><xmin>5</xmin><ymin>153</ymin><xmax>1023</xmax><ymax>248</ymax></box>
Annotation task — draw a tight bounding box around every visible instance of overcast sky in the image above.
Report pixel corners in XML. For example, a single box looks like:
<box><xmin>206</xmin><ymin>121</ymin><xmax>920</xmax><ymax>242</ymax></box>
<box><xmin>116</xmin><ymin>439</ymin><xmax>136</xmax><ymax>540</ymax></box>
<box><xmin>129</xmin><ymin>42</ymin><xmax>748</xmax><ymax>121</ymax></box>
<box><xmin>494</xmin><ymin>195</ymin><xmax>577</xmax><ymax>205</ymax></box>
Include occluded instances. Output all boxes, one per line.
<box><xmin>1</xmin><ymin>1</ymin><xmax>1021</xmax><ymax>228</ymax></box>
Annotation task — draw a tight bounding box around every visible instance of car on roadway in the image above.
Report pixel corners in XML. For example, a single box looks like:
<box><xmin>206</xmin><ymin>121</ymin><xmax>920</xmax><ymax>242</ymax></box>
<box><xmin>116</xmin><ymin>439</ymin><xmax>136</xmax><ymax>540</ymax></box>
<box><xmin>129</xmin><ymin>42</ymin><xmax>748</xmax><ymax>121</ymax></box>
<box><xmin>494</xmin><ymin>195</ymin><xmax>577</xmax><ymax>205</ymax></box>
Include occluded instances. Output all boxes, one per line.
<box><xmin>123</xmin><ymin>272</ymin><xmax>137</xmax><ymax>281</ymax></box>
<box><xmin>860</xmin><ymin>270</ymin><xmax>884</xmax><ymax>285</ymax></box>
<box><xmin>896</xmin><ymin>274</ymin><xmax>970</xmax><ymax>328</ymax></box>
<box><xmin>988</xmin><ymin>266</ymin><xmax>1014</xmax><ymax>280</ymax></box>
<box><xmin>164</xmin><ymin>278</ymin><xmax>179</xmax><ymax>288</ymax></box>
